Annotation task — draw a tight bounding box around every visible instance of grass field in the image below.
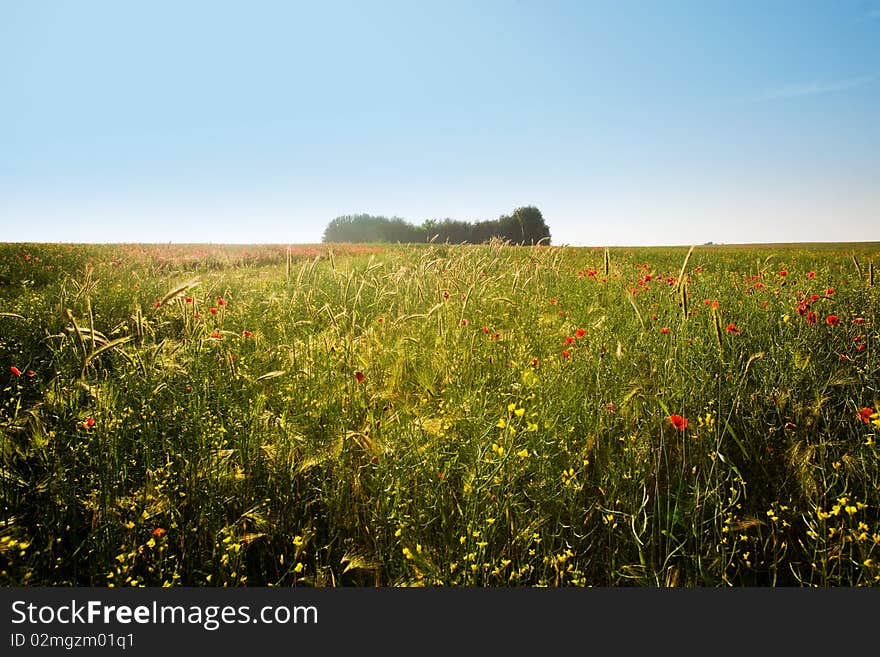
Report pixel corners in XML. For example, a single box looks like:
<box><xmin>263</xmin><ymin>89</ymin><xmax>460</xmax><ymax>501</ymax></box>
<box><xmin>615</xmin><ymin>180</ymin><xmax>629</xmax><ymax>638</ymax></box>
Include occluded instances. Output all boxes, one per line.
<box><xmin>1</xmin><ymin>240</ymin><xmax>878</xmax><ymax>587</ymax></box>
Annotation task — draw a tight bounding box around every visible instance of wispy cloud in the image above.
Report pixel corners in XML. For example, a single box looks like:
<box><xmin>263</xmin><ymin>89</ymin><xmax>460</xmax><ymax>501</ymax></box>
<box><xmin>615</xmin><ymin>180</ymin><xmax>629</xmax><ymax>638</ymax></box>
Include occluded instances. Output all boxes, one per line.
<box><xmin>751</xmin><ymin>75</ymin><xmax>877</xmax><ymax>102</ymax></box>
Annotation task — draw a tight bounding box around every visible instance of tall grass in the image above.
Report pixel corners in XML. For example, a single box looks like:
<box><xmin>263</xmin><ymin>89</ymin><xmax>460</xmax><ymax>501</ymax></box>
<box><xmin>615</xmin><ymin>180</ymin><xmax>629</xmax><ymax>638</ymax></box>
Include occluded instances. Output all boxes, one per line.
<box><xmin>0</xmin><ymin>241</ymin><xmax>878</xmax><ymax>587</ymax></box>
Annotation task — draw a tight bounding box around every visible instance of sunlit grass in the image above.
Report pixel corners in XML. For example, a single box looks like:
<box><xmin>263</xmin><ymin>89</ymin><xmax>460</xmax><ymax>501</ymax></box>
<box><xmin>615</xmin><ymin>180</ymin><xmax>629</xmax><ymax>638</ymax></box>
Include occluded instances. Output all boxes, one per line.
<box><xmin>1</xmin><ymin>240</ymin><xmax>878</xmax><ymax>586</ymax></box>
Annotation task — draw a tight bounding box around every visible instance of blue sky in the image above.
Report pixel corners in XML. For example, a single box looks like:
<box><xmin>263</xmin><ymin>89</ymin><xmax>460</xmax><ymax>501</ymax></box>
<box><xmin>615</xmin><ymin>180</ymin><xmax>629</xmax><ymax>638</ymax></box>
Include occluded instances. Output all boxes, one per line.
<box><xmin>1</xmin><ymin>0</ymin><xmax>878</xmax><ymax>246</ymax></box>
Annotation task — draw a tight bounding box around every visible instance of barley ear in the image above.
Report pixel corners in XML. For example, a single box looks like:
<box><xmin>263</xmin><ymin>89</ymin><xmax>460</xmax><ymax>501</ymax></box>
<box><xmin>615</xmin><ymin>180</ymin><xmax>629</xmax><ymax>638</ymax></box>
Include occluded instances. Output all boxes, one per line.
<box><xmin>674</xmin><ymin>245</ymin><xmax>694</xmax><ymax>295</ymax></box>
<box><xmin>680</xmin><ymin>277</ymin><xmax>688</xmax><ymax>319</ymax></box>
<box><xmin>711</xmin><ymin>304</ymin><xmax>725</xmax><ymax>364</ymax></box>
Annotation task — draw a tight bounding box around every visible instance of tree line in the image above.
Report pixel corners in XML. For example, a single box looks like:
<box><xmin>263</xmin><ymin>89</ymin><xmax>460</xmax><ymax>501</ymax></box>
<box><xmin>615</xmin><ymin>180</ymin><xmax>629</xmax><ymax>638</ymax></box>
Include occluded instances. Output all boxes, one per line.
<box><xmin>321</xmin><ymin>206</ymin><xmax>551</xmax><ymax>245</ymax></box>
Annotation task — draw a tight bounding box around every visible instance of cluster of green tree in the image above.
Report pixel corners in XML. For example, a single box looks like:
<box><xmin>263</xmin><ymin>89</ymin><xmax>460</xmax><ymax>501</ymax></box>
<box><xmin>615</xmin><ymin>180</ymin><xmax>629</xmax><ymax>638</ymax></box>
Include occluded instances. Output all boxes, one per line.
<box><xmin>321</xmin><ymin>206</ymin><xmax>551</xmax><ymax>245</ymax></box>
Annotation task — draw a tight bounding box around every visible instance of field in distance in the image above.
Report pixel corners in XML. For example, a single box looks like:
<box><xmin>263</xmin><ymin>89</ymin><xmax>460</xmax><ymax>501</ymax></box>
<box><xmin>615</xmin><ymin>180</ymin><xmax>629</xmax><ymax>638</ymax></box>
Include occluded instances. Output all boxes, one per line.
<box><xmin>1</xmin><ymin>240</ymin><xmax>878</xmax><ymax>586</ymax></box>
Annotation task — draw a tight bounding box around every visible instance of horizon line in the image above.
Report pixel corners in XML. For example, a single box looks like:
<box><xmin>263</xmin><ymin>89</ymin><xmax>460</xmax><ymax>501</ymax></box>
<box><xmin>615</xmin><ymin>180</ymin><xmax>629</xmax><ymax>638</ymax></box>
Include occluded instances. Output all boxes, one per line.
<box><xmin>3</xmin><ymin>240</ymin><xmax>880</xmax><ymax>249</ymax></box>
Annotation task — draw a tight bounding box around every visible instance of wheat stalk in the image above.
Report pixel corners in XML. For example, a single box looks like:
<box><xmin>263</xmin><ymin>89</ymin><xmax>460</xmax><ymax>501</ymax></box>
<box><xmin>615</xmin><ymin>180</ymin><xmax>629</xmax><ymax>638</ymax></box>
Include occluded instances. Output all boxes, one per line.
<box><xmin>851</xmin><ymin>253</ymin><xmax>863</xmax><ymax>280</ymax></box>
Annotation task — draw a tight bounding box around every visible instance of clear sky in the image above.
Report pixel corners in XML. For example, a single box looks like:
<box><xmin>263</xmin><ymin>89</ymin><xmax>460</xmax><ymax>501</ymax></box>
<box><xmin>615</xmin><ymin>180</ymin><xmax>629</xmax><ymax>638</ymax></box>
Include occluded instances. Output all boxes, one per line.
<box><xmin>1</xmin><ymin>0</ymin><xmax>878</xmax><ymax>246</ymax></box>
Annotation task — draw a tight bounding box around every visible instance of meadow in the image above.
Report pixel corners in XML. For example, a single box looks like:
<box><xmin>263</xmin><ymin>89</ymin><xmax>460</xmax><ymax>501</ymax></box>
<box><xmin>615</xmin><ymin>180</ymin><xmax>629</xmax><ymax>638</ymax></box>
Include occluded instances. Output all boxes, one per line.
<box><xmin>0</xmin><ymin>240</ymin><xmax>878</xmax><ymax>587</ymax></box>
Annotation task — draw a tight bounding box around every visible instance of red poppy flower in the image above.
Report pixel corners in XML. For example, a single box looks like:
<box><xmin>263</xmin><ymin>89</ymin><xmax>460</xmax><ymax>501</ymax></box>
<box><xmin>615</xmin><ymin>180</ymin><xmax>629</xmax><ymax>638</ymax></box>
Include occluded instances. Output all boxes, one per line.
<box><xmin>482</xmin><ymin>326</ymin><xmax>490</xmax><ymax>334</ymax></box>
<box><xmin>210</xmin><ymin>332</ymin><xmax>222</xmax><ymax>340</ymax></box>
<box><xmin>531</xmin><ymin>358</ymin><xmax>539</xmax><ymax>368</ymax></box>
<box><xmin>575</xmin><ymin>327</ymin><xmax>586</xmax><ymax>338</ymax></box>
<box><xmin>805</xmin><ymin>311</ymin><xmax>817</xmax><ymax>325</ymax></box>
<box><xmin>209</xmin><ymin>307</ymin><xmax>218</xmax><ymax>315</ymax></box>
<box><xmin>185</xmin><ymin>297</ymin><xmax>193</xmax><ymax>303</ymax></box>
<box><xmin>669</xmin><ymin>414</ymin><xmax>688</xmax><ymax>430</ymax></box>
<box><xmin>355</xmin><ymin>371</ymin><xmax>365</xmax><ymax>384</ymax></box>
<box><xmin>826</xmin><ymin>288</ymin><xmax>835</xmax><ymax>295</ymax></box>
<box><xmin>725</xmin><ymin>323</ymin><xmax>740</xmax><ymax>334</ymax></box>
<box><xmin>661</xmin><ymin>327</ymin><xmax>670</xmax><ymax>334</ymax></box>
<box><xmin>779</xmin><ymin>270</ymin><xmax>788</xmax><ymax>277</ymax></box>
<box><xmin>562</xmin><ymin>350</ymin><xmax>571</xmax><ymax>359</ymax></box>
<box><xmin>242</xmin><ymin>330</ymin><xmax>253</xmax><ymax>338</ymax></box>
<box><xmin>153</xmin><ymin>301</ymin><xmax>161</xmax><ymax>308</ymax></box>
<box><xmin>152</xmin><ymin>527</ymin><xmax>167</xmax><ymax>537</ymax></box>
<box><xmin>857</xmin><ymin>407</ymin><xmax>874</xmax><ymax>424</ymax></box>
<box><xmin>549</xmin><ymin>298</ymin><xmax>558</xmax><ymax>305</ymax></box>
<box><xmin>694</xmin><ymin>266</ymin><xmax>702</xmax><ymax>273</ymax></box>
<box><xmin>217</xmin><ymin>297</ymin><xmax>226</xmax><ymax>306</ymax></box>
<box><xmin>26</xmin><ymin>370</ymin><xmax>35</xmax><ymax>377</ymax></box>
<box><xmin>807</xmin><ymin>271</ymin><xmax>815</xmax><ymax>279</ymax></box>
<box><xmin>10</xmin><ymin>366</ymin><xmax>21</xmax><ymax>376</ymax></box>
<box><xmin>377</xmin><ymin>316</ymin><xmax>384</xmax><ymax>323</ymax></box>
<box><xmin>193</xmin><ymin>312</ymin><xmax>201</xmax><ymax>319</ymax></box>
<box><xmin>857</xmin><ymin>344</ymin><xmax>866</xmax><ymax>352</ymax></box>
<box><xmin>852</xmin><ymin>317</ymin><xmax>865</xmax><ymax>325</ymax></box>
<box><xmin>84</xmin><ymin>417</ymin><xmax>95</xmax><ymax>428</ymax></box>
<box><xmin>826</xmin><ymin>315</ymin><xmax>840</xmax><ymax>326</ymax></box>
<box><xmin>784</xmin><ymin>422</ymin><xmax>796</xmax><ymax>431</ymax></box>
<box><xmin>460</xmin><ymin>319</ymin><xmax>469</xmax><ymax>326</ymax></box>
<box><xmin>564</xmin><ymin>336</ymin><xmax>576</xmax><ymax>346</ymax></box>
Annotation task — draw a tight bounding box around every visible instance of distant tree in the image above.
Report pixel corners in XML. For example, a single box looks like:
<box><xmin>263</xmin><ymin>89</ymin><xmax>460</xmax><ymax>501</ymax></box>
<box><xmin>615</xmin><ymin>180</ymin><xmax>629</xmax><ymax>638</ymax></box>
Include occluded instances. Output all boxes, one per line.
<box><xmin>384</xmin><ymin>217</ymin><xmax>423</xmax><ymax>243</ymax></box>
<box><xmin>471</xmin><ymin>219</ymin><xmax>498</xmax><ymax>244</ymax></box>
<box><xmin>490</xmin><ymin>206</ymin><xmax>551</xmax><ymax>245</ymax></box>
<box><xmin>510</xmin><ymin>206</ymin><xmax>551</xmax><ymax>245</ymax></box>
<box><xmin>420</xmin><ymin>219</ymin><xmax>440</xmax><ymax>242</ymax></box>
<box><xmin>323</xmin><ymin>214</ymin><xmax>373</xmax><ymax>242</ymax></box>
<box><xmin>322</xmin><ymin>208</ymin><xmax>551</xmax><ymax>245</ymax></box>
<box><xmin>421</xmin><ymin>218</ymin><xmax>475</xmax><ymax>244</ymax></box>
<box><xmin>495</xmin><ymin>213</ymin><xmax>521</xmax><ymax>243</ymax></box>
<box><xmin>322</xmin><ymin>214</ymin><xmax>419</xmax><ymax>243</ymax></box>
